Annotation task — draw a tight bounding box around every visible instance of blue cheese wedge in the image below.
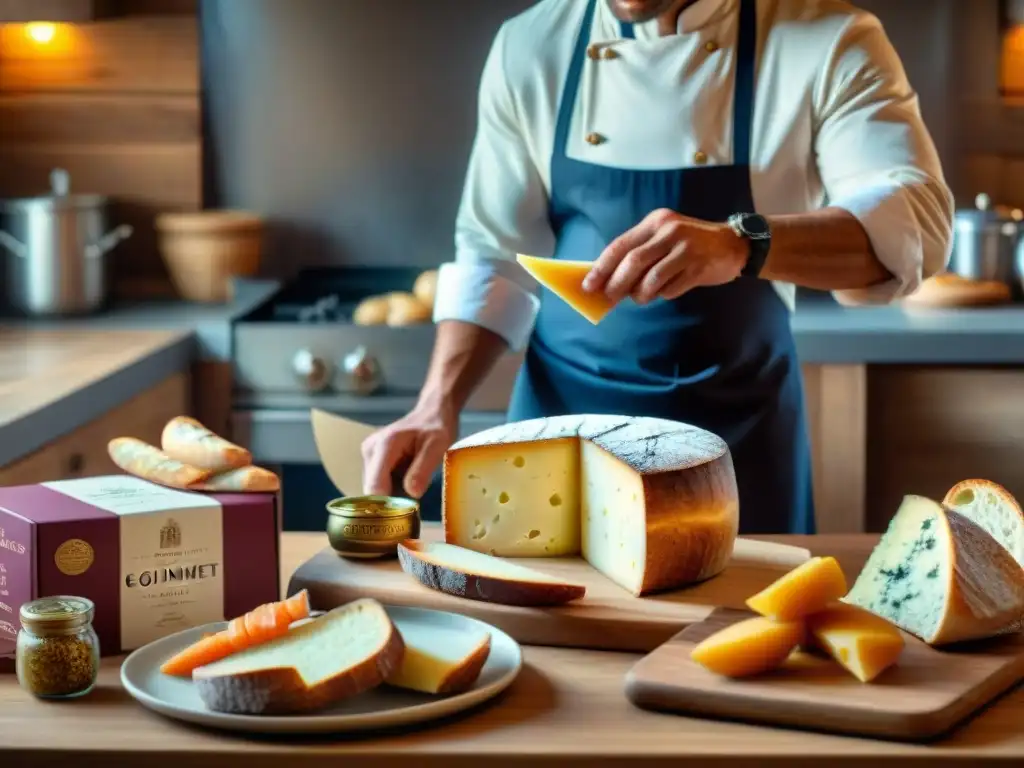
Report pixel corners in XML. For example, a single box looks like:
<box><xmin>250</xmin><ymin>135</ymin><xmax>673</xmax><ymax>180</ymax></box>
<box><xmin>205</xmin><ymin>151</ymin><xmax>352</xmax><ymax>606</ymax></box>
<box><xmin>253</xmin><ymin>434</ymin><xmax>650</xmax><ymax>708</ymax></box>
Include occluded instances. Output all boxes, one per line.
<box><xmin>441</xmin><ymin>414</ymin><xmax>740</xmax><ymax>596</ymax></box>
<box><xmin>843</xmin><ymin>495</ymin><xmax>1024</xmax><ymax>646</ymax></box>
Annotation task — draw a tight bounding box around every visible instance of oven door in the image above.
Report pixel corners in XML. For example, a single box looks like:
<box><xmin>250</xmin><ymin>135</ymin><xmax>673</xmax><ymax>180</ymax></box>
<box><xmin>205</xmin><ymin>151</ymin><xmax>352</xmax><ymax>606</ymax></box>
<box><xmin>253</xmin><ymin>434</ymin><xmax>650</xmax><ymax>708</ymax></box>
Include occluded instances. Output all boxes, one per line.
<box><xmin>230</xmin><ymin>406</ymin><xmax>508</xmax><ymax>530</ymax></box>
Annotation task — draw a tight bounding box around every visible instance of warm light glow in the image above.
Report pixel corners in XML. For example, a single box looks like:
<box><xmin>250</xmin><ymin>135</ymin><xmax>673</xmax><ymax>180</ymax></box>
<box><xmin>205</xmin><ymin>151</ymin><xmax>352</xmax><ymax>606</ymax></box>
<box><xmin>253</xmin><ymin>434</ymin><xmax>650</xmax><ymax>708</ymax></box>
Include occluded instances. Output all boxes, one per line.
<box><xmin>24</xmin><ymin>22</ymin><xmax>57</xmax><ymax>45</ymax></box>
<box><xmin>1002</xmin><ymin>24</ymin><xmax>1024</xmax><ymax>98</ymax></box>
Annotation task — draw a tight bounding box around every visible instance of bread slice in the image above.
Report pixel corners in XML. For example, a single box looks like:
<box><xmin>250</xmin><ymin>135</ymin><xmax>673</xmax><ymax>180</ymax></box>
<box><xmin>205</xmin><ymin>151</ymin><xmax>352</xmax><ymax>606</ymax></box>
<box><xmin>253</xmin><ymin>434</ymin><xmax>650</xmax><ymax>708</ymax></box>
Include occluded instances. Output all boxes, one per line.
<box><xmin>386</xmin><ymin>621</ymin><xmax>491</xmax><ymax>695</ymax></box>
<box><xmin>943</xmin><ymin>479</ymin><xmax>1024</xmax><ymax>568</ymax></box>
<box><xmin>192</xmin><ymin>598</ymin><xmax>404</xmax><ymax>715</ymax></box>
<box><xmin>397</xmin><ymin>540</ymin><xmax>586</xmax><ymax>606</ymax></box>
<box><xmin>843</xmin><ymin>495</ymin><xmax>1024</xmax><ymax>646</ymax></box>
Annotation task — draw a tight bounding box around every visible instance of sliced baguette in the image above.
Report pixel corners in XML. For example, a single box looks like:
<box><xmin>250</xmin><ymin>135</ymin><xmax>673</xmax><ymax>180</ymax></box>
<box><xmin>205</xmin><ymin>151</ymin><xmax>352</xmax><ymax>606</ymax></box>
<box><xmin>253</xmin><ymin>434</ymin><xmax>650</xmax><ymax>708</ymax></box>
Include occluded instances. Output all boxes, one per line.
<box><xmin>192</xmin><ymin>598</ymin><xmax>403</xmax><ymax>715</ymax></box>
<box><xmin>397</xmin><ymin>540</ymin><xmax>586</xmax><ymax>606</ymax></box>
<box><xmin>386</xmin><ymin>621</ymin><xmax>491</xmax><ymax>695</ymax></box>
<box><xmin>161</xmin><ymin>416</ymin><xmax>252</xmax><ymax>472</ymax></box>
<box><xmin>944</xmin><ymin>479</ymin><xmax>1024</xmax><ymax>568</ymax></box>
<box><xmin>107</xmin><ymin>437</ymin><xmax>210</xmax><ymax>488</ymax></box>
<box><xmin>192</xmin><ymin>465</ymin><xmax>281</xmax><ymax>493</ymax></box>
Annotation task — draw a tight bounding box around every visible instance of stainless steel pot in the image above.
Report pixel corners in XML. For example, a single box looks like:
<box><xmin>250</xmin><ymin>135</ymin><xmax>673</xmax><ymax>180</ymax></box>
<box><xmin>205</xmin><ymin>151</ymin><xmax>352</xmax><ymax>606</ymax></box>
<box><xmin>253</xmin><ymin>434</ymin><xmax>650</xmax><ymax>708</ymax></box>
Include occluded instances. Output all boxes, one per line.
<box><xmin>949</xmin><ymin>194</ymin><xmax>1021</xmax><ymax>292</ymax></box>
<box><xmin>0</xmin><ymin>169</ymin><xmax>133</xmax><ymax>316</ymax></box>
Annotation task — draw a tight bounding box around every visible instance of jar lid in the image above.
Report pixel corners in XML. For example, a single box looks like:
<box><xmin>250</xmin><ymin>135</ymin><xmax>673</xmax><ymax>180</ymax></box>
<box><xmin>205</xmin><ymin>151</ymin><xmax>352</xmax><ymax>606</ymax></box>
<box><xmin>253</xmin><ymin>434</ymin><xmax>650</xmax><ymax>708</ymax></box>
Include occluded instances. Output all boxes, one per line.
<box><xmin>327</xmin><ymin>495</ymin><xmax>419</xmax><ymax>520</ymax></box>
<box><xmin>0</xmin><ymin>168</ymin><xmax>106</xmax><ymax>213</ymax></box>
<box><xmin>20</xmin><ymin>596</ymin><xmax>95</xmax><ymax>632</ymax></box>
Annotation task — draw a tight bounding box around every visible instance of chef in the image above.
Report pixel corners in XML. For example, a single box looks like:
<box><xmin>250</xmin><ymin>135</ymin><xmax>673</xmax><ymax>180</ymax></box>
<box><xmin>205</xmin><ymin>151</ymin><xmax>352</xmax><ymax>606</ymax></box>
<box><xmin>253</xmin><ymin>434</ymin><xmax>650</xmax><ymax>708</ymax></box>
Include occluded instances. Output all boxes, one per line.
<box><xmin>361</xmin><ymin>0</ymin><xmax>954</xmax><ymax>534</ymax></box>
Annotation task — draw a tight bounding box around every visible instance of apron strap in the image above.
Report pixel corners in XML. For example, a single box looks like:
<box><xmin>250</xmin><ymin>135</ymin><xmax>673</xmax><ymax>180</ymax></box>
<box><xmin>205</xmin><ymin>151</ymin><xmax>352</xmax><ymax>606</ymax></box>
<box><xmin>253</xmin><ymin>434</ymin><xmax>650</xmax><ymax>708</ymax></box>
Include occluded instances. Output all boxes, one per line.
<box><xmin>554</xmin><ymin>0</ymin><xmax>599</xmax><ymax>155</ymax></box>
<box><xmin>732</xmin><ymin>0</ymin><xmax>757</xmax><ymax>167</ymax></box>
<box><xmin>620</xmin><ymin>21</ymin><xmax>636</xmax><ymax>38</ymax></box>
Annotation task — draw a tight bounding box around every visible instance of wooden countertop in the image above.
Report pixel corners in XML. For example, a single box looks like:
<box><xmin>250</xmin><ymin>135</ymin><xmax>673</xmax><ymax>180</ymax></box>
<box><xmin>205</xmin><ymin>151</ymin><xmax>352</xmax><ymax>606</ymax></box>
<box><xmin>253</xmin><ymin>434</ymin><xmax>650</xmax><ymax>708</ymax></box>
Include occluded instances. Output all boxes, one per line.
<box><xmin>2</xmin><ymin>533</ymin><xmax>1022</xmax><ymax>768</ymax></box>
<box><xmin>0</xmin><ymin>327</ymin><xmax>193</xmax><ymax>466</ymax></box>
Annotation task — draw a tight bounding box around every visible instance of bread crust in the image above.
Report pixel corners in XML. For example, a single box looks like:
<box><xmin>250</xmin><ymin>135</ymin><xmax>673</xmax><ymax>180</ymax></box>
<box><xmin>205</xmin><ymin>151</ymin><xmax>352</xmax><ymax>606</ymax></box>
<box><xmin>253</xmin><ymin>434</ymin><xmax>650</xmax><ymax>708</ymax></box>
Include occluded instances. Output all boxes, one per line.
<box><xmin>161</xmin><ymin>416</ymin><xmax>251</xmax><ymax>472</ymax></box>
<box><xmin>397</xmin><ymin>540</ymin><xmax>586</xmax><ymax>606</ymax></box>
<box><xmin>435</xmin><ymin>634</ymin><xmax>491</xmax><ymax>694</ymax></box>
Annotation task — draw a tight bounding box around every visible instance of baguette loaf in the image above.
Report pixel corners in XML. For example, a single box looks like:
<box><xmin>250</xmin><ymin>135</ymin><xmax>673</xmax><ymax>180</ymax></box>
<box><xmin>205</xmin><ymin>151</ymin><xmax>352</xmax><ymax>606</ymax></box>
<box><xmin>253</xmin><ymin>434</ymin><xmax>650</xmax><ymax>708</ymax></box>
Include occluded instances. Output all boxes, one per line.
<box><xmin>193</xmin><ymin>598</ymin><xmax>404</xmax><ymax>715</ymax></box>
<box><xmin>161</xmin><ymin>416</ymin><xmax>252</xmax><ymax>472</ymax></box>
<box><xmin>944</xmin><ymin>479</ymin><xmax>1024</xmax><ymax>568</ymax></box>
<box><xmin>107</xmin><ymin>437</ymin><xmax>210</xmax><ymax>489</ymax></box>
<box><xmin>192</xmin><ymin>466</ymin><xmax>281</xmax><ymax>493</ymax></box>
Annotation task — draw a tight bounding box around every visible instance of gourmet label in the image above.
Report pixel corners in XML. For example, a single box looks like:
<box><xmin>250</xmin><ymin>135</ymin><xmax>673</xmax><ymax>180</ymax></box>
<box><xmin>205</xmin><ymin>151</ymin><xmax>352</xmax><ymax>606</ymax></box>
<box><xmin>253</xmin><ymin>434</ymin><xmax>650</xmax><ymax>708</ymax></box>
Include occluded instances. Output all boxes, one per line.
<box><xmin>43</xmin><ymin>477</ymin><xmax>225</xmax><ymax>651</ymax></box>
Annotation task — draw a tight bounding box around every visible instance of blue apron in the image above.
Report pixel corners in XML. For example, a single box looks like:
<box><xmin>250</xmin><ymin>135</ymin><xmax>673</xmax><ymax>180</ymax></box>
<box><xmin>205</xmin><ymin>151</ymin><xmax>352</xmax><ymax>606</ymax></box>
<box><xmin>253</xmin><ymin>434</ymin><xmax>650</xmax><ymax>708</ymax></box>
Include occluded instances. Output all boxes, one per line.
<box><xmin>507</xmin><ymin>0</ymin><xmax>815</xmax><ymax>535</ymax></box>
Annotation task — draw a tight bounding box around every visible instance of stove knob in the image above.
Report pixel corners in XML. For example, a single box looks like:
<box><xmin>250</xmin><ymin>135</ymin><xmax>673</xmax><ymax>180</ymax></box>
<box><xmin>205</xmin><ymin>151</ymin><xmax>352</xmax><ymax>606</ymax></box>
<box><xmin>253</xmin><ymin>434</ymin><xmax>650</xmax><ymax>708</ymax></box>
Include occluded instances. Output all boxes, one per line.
<box><xmin>341</xmin><ymin>345</ymin><xmax>383</xmax><ymax>395</ymax></box>
<box><xmin>292</xmin><ymin>349</ymin><xmax>333</xmax><ymax>392</ymax></box>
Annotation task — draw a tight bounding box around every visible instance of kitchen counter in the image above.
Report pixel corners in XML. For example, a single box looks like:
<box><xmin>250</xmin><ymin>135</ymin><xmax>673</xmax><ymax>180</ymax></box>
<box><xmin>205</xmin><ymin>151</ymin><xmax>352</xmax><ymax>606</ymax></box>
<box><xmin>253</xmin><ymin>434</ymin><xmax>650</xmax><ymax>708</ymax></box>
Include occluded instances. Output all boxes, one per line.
<box><xmin>1</xmin><ymin>532</ymin><xmax>1021</xmax><ymax>768</ymax></box>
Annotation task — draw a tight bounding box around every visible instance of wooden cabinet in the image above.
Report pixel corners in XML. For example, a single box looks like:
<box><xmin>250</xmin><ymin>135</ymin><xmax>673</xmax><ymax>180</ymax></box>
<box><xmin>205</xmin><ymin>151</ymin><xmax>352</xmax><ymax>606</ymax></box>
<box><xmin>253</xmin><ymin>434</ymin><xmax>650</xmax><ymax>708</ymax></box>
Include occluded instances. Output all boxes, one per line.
<box><xmin>0</xmin><ymin>0</ymin><xmax>116</xmax><ymax>22</ymax></box>
<box><xmin>0</xmin><ymin>373</ymin><xmax>189</xmax><ymax>487</ymax></box>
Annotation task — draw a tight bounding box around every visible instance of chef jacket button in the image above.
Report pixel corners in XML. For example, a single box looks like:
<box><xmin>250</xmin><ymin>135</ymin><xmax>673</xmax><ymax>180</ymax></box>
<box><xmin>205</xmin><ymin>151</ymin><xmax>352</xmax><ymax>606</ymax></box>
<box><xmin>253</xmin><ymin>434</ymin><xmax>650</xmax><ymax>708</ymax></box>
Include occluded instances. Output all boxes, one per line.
<box><xmin>586</xmin><ymin>132</ymin><xmax>606</xmax><ymax>146</ymax></box>
<box><xmin>693</xmin><ymin>150</ymin><xmax>708</xmax><ymax>165</ymax></box>
<box><xmin>587</xmin><ymin>44</ymin><xmax>602</xmax><ymax>60</ymax></box>
<box><xmin>601</xmin><ymin>47</ymin><xmax>619</xmax><ymax>60</ymax></box>
<box><xmin>704</xmin><ymin>40</ymin><xmax>720</xmax><ymax>53</ymax></box>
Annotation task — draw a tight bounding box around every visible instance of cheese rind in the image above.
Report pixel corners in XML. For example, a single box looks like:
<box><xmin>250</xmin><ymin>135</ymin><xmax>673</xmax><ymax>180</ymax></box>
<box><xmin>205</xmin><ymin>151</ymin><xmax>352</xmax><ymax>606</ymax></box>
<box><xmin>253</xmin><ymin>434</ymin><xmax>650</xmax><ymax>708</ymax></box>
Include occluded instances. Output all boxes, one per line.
<box><xmin>442</xmin><ymin>414</ymin><xmax>739</xmax><ymax>596</ymax></box>
<box><xmin>805</xmin><ymin>603</ymin><xmax>904</xmax><ymax>683</ymax></box>
<box><xmin>386</xmin><ymin>623</ymin><xmax>491</xmax><ymax>695</ymax></box>
<box><xmin>746</xmin><ymin>556</ymin><xmax>848</xmax><ymax>621</ymax></box>
<box><xmin>690</xmin><ymin>616</ymin><xmax>805</xmax><ymax>678</ymax></box>
<box><xmin>943</xmin><ymin>479</ymin><xmax>1024</xmax><ymax>568</ymax></box>
<box><xmin>843</xmin><ymin>495</ymin><xmax>1024</xmax><ymax>646</ymax></box>
<box><xmin>515</xmin><ymin>254</ymin><xmax>614</xmax><ymax>324</ymax></box>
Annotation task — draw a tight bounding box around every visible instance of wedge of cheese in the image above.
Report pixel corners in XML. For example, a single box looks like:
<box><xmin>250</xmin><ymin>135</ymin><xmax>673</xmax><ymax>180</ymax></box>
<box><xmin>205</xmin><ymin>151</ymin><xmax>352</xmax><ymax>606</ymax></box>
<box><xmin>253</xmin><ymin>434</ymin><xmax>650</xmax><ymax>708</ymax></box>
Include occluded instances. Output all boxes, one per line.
<box><xmin>843</xmin><ymin>495</ymin><xmax>1024</xmax><ymax>646</ymax></box>
<box><xmin>516</xmin><ymin>254</ymin><xmax>615</xmax><ymax>324</ymax></box>
<box><xmin>690</xmin><ymin>616</ymin><xmax>805</xmax><ymax>678</ymax></box>
<box><xmin>397</xmin><ymin>540</ymin><xmax>586</xmax><ymax>605</ymax></box>
<box><xmin>192</xmin><ymin>598</ymin><xmax>404</xmax><ymax>715</ymax></box>
<box><xmin>387</xmin><ymin>621</ymin><xmax>491</xmax><ymax>695</ymax></box>
<box><xmin>944</xmin><ymin>479</ymin><xmax>1024</xmax><ymax>568</ymax></box>
<box><xmin>746</xmin><ymin>556</ymin><xmax>848</xmax><ymax>620</ymax></box>
<box><xmin>442</xmin><ymin>414</ymin><xmax>739</xmax><ymax>596</ymax></box>
<box><xmin>805</xmin><ymin>603</ymin><xmax>904</xmax><ymax>683</ymax></box>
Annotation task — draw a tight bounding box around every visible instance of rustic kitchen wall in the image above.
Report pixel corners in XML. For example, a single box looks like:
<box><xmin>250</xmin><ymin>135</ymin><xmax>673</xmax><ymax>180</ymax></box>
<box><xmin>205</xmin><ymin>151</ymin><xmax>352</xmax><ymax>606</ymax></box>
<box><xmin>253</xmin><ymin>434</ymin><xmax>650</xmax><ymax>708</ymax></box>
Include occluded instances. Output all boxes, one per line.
<box><xmin>0</xmin><ymin>0</ymin><xmax>199</xmax><ymax>298</ymax></box>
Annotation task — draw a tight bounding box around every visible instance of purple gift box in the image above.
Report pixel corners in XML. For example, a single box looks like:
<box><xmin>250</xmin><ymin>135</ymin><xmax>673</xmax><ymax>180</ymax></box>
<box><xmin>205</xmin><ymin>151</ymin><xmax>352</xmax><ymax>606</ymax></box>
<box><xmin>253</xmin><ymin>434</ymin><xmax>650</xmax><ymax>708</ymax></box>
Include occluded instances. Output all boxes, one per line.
<box><xmin>0</xmin><ymin>475</ymin><xmax>281</xmax><ymax>670</ymax></box>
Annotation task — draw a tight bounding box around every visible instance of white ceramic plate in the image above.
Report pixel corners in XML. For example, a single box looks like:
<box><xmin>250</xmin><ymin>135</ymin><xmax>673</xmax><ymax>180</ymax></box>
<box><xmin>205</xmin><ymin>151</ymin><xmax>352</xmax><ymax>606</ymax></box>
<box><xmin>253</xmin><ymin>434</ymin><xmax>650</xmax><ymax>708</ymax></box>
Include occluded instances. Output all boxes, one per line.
<box><xmin>120</xmin><ymin>605</ymin><xmax>522</xmax><ymax>734</ymax></box>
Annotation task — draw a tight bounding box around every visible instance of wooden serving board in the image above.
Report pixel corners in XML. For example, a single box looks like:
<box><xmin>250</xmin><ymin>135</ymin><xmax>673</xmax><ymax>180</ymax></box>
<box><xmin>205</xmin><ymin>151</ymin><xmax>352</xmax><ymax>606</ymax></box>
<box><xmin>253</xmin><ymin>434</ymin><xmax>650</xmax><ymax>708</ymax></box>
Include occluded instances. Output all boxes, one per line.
<box><xmin>625</xmin><ymin>607</ymin><xmax>1024</xmax><ymax>742</ymax></box>
<box><xmin>286</xmin><ymin>525</ymin><xmax>811</xmax><ymax>653</ymax></box>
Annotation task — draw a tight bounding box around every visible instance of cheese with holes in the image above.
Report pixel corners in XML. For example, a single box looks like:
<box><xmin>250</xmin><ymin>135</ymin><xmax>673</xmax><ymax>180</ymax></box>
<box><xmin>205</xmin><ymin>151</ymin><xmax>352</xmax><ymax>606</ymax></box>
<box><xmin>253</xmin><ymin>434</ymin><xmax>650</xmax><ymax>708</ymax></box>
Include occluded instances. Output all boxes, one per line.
<box><xmin>516</xmin><ymin>254</ymin><xmax>615</xmax><ymax>324</ymax></box>
<box><xmin>442</xmin><ymin>414</ymin><xmax>739</xmax><ymax>596</ymax></box>
<box><xmin>943</xmin><ymin>478</ymin><xmax>1024</xmax><ymax>568</ymax></box>
<box><xmin>805</xmin><ymin>603</ymin><xmax>904</xmax><ymax>683</ymax></box>
<box><xmin>746</xmin><ymin>556</ymin><xmax>848</xmax><ymax>621</ymax></box>
<box><xmin>842</xmin><ymin>495</ymin><xmax>1024</xmax><ymax>646</ymax></box>
<box><xmin>386</xmin><ymin>620</ymin><xmax>491</xmax><ymax>695</ymax></box>
<box><xmin>690</xmin><ymin>616</ymin><xmax>804</xmax><ymax>678</ymax></box>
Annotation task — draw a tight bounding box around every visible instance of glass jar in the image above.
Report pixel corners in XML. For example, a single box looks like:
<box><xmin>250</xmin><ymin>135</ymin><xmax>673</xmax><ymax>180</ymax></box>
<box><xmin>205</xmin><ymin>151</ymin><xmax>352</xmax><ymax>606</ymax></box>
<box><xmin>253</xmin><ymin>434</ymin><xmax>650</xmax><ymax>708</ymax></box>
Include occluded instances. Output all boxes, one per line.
<box><xmin>16</xmin><ymin>596</ymin><xmax>100</xmax><ymax>699</ymax></box>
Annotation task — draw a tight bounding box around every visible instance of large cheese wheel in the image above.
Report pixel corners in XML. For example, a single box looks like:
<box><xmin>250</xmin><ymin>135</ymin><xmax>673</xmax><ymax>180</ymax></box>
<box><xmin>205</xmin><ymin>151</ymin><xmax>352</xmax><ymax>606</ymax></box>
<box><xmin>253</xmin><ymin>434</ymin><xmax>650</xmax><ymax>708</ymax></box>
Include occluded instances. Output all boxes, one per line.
<box><xmin>442</xmin><ymin>414</ymin><xmax>739</xmax><ymax>596</ymax></box>
<box><xmin>843</xmin><ymin>495</ymin><xmax>1024</xmax><ymax>646</ymax></box>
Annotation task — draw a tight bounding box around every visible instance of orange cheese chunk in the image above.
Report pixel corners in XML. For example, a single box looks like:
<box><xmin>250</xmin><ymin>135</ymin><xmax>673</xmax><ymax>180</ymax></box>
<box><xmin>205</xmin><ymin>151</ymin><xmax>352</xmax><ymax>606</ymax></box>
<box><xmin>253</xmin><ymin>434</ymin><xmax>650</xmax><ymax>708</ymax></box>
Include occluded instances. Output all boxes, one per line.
<box><xmin>746</xmin><ymin>556</ymin><xmax>848</xmax><ymax>621</ymax></box>
<box><xmin>516</xmin><ymin>254</ymin><xmax>615</xmax><ymax>325</ymax></box>
<box><xmin>690</xmin><ymin>616</ymin><xmax>805</xmax><ymax>678</ymax></box>
<box><xmin>805</xmin><ymin>603</ymin><xmax>905</xmax><ymax>683</ymax></box>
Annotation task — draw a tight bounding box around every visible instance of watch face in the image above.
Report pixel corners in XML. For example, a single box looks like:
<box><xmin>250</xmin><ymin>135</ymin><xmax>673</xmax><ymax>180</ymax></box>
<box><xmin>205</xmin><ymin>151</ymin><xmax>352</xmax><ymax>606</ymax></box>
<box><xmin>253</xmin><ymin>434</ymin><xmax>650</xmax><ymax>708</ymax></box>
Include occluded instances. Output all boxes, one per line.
<box><xmin>742</xmin><ymin>214</ymin><xmax>771</xmax><ymax>238</ymax></box>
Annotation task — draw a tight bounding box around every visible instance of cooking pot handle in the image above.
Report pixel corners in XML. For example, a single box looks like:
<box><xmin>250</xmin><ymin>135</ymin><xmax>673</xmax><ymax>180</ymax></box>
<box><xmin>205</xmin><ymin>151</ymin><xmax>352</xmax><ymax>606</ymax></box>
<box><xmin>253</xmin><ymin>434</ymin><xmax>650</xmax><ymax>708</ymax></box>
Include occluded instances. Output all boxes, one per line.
<box><xmin>0</xmin><ymin>230</ymin><xmax>28</xmax><ymax>259</ymax></box>
<box><xmin>85</xmin><ymin>224</ymin><xmax>134</xmax><ymax>258</ymax></box>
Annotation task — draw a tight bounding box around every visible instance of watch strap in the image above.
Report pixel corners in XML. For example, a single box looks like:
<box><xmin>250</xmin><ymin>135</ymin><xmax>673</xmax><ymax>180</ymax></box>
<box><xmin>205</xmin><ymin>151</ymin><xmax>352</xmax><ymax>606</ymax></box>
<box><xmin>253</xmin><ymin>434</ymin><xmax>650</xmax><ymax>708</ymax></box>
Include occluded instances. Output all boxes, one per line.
<box><xmin>730</xmin><ymin>213</ymin><xmax>771</xmax><ymax>278</ymax></box>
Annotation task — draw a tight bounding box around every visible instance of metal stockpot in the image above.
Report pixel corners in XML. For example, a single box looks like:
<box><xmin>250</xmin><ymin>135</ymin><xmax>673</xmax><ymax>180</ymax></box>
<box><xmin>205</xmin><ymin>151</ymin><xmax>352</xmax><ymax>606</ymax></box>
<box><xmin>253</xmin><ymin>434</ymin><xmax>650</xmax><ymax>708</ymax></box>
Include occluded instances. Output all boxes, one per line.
<box><xmin>949</xmin><ymin>194</ymin><xmax>1020</xmax><ymax>291</ymax></box>
<box><xmin>0</xmin><ymin>169</ymin><xmax>133</xmax><ymax>316</ymax></box>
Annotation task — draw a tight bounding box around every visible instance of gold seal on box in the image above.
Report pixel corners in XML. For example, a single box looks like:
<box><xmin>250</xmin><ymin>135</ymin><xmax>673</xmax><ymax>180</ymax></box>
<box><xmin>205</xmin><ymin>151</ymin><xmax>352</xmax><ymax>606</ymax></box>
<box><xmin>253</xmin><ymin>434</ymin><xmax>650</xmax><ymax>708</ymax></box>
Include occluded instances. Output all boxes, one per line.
<box><xmin>53</xmin><ymin>539</ymin><xmax>95</xmax><ymax>576</ymax></box>
<box><xmin>326</xmin><ymin>495</ymin><xmax>421</xmax><ymax>559</ymax></box>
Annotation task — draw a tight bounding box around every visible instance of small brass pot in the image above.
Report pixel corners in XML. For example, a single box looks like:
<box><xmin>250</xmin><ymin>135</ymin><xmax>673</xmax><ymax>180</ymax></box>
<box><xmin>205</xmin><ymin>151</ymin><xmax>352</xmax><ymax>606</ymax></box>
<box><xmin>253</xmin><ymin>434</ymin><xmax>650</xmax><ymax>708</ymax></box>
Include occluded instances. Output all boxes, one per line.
<box><xmin>325</xmin><ymin>495</ymin><xmax>421</xmax><ymax>559</ymax></box>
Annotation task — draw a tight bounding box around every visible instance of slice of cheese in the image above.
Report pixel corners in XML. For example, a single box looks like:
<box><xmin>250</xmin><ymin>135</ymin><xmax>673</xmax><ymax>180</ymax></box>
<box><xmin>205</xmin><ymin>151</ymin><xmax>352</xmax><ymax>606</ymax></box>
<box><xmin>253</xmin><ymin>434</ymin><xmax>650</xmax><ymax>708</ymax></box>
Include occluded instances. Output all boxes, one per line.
<box><xmin>397</xmin><ymin>540</ymin><xmax>587</xmax><ymax>605</ymax></box>
<box><xmin>805</xmin><ymin>603</ymin><xmax>904</xmax><ymax>683</ymax></box>
<box><xmin>386</xmin><ymin>621</ymin><xmax>491</xmax><ymax>695</ymax></box>
<box><xmin>516</xmin><ymin>254</ymin><xmax>615</xmax><ymax>324</ymax></box>
<box><xmin>443</xmin><ymin>414</ymin><xmax>739</xmax><ymax>596</ymax></box>
<box><xmin>943</xmin><ymin>478</ymin><xmax>1024</xmax><ymax>568</ymax></box>
<box><xmin>690</xmin><ymin>616</ymin><xmax>805</xmax><ymax>678</ymax></box>
<box><xmin>842</xmin><ymin>495</ymin><xmax>1024</xmax><ymax>646</ymax></box>
<box><xmin>746</xmin><ymin>556</ymin><xmax>848</xmax><ymax>620</ymax></box>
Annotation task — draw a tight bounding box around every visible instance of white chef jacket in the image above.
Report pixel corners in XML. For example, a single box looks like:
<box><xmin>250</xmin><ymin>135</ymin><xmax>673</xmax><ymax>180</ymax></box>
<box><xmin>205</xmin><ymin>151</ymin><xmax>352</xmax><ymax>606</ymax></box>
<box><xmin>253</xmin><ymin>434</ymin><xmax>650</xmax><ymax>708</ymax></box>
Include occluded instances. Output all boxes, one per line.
<box><xmin>433</xmin><ymin>0</ymin><xmax>955</xmax><ymax>351</ymax></box>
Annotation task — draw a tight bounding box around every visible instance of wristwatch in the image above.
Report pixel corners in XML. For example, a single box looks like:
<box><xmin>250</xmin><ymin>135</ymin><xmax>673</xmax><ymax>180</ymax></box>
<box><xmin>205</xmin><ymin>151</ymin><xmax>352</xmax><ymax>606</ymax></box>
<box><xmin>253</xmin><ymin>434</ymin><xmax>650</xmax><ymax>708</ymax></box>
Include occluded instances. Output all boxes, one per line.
<box><xmin>727</xmin><ymin>213</ymin><xmax>771</xmax><ymax>278</ymax></box>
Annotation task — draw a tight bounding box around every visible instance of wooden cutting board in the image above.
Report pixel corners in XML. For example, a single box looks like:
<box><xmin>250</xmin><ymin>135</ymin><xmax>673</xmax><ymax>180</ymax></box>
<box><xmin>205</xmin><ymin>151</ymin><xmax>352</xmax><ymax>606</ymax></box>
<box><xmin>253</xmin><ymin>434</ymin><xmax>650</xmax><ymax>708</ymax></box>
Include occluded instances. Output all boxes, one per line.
<box><xmin>287</xmin><ymin>525</ymin><xmax>811</xmax><ymax>653</ymax></box>
<box><xmin>625</xmin><ymin>607</ymin><xmax>1024</xmax><ymax>742</ymax></box>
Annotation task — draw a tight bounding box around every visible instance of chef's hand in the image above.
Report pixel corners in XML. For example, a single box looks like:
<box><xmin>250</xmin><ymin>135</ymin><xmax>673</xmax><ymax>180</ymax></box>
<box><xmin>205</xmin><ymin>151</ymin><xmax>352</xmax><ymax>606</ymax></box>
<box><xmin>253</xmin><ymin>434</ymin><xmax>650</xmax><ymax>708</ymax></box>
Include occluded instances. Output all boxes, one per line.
<box><xmin>583</xmin><ymin>208</ymin><xmax>748</xmax><ymax>305</ymax></box>
<box><xmin>361</xmin><ymin>404</ymin><xmax>458</xmax><ymax>499</ymax></box>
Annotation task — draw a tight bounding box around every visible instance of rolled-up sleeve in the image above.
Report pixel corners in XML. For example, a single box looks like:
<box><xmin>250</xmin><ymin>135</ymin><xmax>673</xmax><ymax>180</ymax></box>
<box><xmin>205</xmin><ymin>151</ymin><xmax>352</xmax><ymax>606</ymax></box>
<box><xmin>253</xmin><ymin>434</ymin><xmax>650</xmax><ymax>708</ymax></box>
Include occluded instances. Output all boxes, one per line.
<box><xmin>432</xmin><ymin>23</ymin><xmax>555</xmax><ymax>350</ymax></box>
<box><xmin>813</xmin><ymin>13</ymin><xmax>954</xmax><ymax>305</ymax></box>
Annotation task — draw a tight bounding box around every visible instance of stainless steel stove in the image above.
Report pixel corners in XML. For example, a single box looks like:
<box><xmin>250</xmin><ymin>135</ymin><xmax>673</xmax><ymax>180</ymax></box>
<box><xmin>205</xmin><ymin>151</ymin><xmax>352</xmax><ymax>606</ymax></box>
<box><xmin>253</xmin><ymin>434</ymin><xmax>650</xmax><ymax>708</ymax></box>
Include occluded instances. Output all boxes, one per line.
<box><xmin>228</xmin><ymin>267</ymin><xmax>521</xmax><ymax>528</ymax></box>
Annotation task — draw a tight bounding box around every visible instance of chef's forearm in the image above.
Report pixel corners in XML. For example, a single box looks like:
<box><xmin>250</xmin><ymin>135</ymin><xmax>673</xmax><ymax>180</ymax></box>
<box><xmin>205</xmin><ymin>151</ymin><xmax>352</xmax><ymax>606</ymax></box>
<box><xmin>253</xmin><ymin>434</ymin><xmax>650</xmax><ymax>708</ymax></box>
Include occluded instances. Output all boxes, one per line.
<box><xmin>758</xmin><ymin>207</ymin><xmax>894</xmax><ymax>290</ymax></box>
<box><xmin>416</xmin><ymin>320</ymin><xmax>509</xmax><ymax>416</ymax></box>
